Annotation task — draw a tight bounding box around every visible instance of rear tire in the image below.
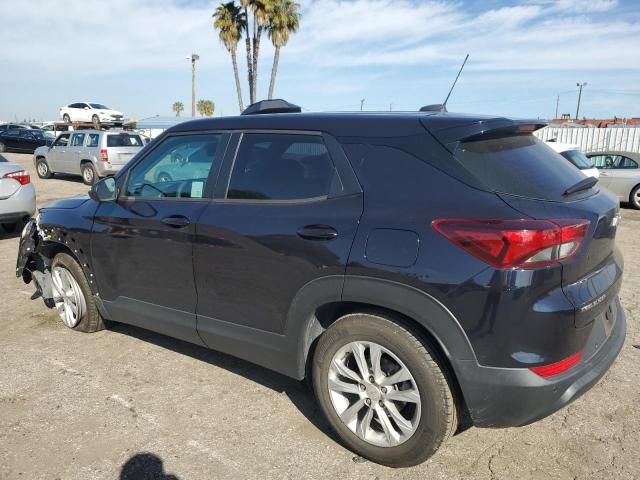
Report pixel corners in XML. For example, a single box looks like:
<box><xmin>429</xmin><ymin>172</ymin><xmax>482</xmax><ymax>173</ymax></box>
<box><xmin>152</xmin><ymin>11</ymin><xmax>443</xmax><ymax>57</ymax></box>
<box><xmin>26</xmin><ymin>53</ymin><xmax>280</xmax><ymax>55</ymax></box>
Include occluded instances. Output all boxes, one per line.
<box><xmin>630</xmin><ymin>185</ymin><xmax>640</xmax><ymax>210</ymax></box>
<box><xmin>92</xmin><ymin>115</ymin><xmax>100</xmax><ymax>128</ymax></box>
<box><xmin>50</xmin><ymin>253</ymin><xmax>109</xmax><ymax>333</ymax></box>
<box><xmin>36</xmin><ymin>158</ymin><xmax>54</xmax><ymax>179</ymax></box>
<box><xmin>81</xmin><ymin>163</ymin><xmax>98</xmax><ymax>185</ymax></box>
<box><xmin>312</xmin><ymin>313</ymin><xmax>457</xmax><ymax>468</ymax></box>
<box><xmin>62</xmin><ymin>114</ymin><xmax>71</xmax><ymax>123</ymax></box>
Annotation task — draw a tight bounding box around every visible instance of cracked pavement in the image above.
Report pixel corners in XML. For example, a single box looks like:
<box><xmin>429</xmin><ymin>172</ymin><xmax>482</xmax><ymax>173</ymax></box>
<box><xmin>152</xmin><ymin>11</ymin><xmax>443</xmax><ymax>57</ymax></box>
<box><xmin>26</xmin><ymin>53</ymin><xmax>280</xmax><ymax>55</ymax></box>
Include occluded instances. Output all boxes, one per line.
<box><xmin>0</xmin><ymin>152</ymin><xmax>638</xmax><ymax>479</ymax></box>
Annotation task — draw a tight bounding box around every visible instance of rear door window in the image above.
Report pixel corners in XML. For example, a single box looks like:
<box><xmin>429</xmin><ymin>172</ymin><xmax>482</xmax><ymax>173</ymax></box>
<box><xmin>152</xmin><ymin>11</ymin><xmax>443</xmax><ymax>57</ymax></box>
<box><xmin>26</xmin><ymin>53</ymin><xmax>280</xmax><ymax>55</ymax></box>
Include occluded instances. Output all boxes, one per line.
<box><xmin>87</xmin><ymin>133</ymin><xmax>100</xmax><ymax>147</ymax></box>
<box><xmin>227</xmin><ymin>133</ymin><xmax>334</xmax><ymax>201</ymax></box>
<box><xmin>560</xmin><ymin>150</ymin><xmax>592</xmax><ymax>169</ymax></box>
<box><xmin>70</xmin><ymin>133</ymin><xmax>85</xmax><ymax>146</ymax></box>
<box><xmin>454</xmin><ymin>135</ymin><xmax>586</xmax><ymax>200</ymax></box>
<box><xmin>107</xmin><ymin>134</ymin><xmax>143</xmax><ymax>147</ymax></box>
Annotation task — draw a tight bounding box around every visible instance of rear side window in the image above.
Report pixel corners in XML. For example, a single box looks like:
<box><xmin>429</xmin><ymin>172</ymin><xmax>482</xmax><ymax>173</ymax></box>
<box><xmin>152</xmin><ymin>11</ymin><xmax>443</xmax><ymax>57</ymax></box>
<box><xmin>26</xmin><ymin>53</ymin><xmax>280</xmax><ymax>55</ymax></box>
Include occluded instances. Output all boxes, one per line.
<box><xmin>107</xmin><ymin>134</ymin><xmax>143</xmax><ymax>147</ymax></box>
<box><xmin>560</xmin><ymin>150</ymin><xmax>592</xmax><ymax>170</ymax></box>
<box><xmin>87</xmin><ymin>133</ymin><xmax>100</xmax><ymax>147</ymax></box>
<box><xmin>455</xmin><ymin>135</ymin><xmax>586</xmax><ymax>200</ymax></box>
<box><xmin>227</xmin><ymin>133</ymin><xmax>334</xmax><ymax>201</ymax></box>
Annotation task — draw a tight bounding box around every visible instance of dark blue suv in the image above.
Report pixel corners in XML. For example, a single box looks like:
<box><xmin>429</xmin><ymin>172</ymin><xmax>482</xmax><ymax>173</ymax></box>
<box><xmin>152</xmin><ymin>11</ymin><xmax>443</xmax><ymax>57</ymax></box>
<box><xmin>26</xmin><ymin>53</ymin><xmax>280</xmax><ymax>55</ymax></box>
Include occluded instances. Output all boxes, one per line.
<box><xmin>16</xmin><ymin>101</ymin><xmax>625</xmax><ymax>467</ymax></box>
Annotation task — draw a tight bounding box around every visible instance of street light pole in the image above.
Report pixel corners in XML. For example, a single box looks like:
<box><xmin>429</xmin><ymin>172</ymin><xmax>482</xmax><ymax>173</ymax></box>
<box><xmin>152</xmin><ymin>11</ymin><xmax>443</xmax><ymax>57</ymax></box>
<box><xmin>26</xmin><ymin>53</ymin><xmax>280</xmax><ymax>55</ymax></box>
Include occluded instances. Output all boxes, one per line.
<box><xmin>575</xmin><ymin>82</ymin><xmax>587</xmax><ymax>120</ymax></box>
<box><xmin>555</xmin><ymin>94</ymin><xmax>560</xmax><ymax>119</ymax></box>
<box><xmin>189</xmin><ymin>53</ymin><xmax>200</xmax><ymax>117</ymax></box>
<box><xmin>360</xmin><ymin>99</ymin><xmax>365</xmax><ymax>111</ymax></box>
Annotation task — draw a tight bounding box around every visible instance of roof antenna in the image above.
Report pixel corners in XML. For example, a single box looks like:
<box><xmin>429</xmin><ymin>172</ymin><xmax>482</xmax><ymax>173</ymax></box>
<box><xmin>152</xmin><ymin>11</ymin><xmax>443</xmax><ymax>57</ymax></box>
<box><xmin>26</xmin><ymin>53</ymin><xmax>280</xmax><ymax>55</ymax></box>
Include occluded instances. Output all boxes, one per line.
<box><xmin>420</xmin><ymin>53</ymin><xmax>469</xmax><ymax>113</ymax></box>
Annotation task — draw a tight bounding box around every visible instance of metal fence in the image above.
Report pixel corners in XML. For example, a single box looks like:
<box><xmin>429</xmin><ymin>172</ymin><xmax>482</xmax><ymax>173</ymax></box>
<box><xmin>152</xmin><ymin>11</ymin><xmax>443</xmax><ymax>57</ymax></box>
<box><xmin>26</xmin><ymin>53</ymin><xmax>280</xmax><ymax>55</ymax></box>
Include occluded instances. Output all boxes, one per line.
<box><xmin>534</xmin><ymin>127</ymin><xmax>640</xmax><ymax>154</ymax></box>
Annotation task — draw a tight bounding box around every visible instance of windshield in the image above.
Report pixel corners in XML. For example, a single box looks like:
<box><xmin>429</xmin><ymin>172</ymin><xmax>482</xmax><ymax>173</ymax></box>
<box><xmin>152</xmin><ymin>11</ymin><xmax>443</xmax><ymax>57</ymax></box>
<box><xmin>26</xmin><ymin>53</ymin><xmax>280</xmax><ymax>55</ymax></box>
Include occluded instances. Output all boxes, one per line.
<box><xmin>90</xmin><ymin>103</ymin><xmax>109</xmax><ymax>110</ymax></box>
<box><xmin>560</xmin><ymin>150</ymin><xmax>593</xmax><ymax>170</ymax></box>
<box><xmin>107</xmin><ymin>134</ymin><xmax>143</xmax><ymax>147</ymax></box>
<box><xmin>455</xmin><ymin>134</ymin><xmax>587</xmax><ymax>201</ymax></box>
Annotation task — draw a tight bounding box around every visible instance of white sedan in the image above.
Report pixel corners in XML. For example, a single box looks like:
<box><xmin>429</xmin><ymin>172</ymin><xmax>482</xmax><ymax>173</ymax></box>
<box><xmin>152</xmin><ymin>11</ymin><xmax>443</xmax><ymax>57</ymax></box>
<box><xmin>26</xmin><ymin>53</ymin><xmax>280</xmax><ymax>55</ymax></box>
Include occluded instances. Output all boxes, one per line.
<box><xmin>0</xmin><ymin>158</ymin><xmax>36</xmax><ymax>232</ymax></box>
<box><xmin>59</xmin><ymin>102</ymin><xmax>124</xmax><ymax>127</ymax></box>
<box><xmin>545</xmin><ymin>141</ymin><xmax>600</xmax><ymax>179</ymax></box>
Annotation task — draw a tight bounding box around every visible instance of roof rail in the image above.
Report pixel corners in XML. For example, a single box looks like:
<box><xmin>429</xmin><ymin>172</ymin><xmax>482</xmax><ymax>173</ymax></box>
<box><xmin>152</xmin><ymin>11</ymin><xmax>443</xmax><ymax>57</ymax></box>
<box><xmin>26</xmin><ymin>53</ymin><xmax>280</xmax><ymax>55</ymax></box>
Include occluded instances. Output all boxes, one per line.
<box><xmin>241</xmin><ymin>99</ymin><xmax>302</xmax><ymax>115</ymax></box>
<box><xmin>420</xmin><ymin>104</ymin><xmax>447</xmax><ymax>113</ymax></box>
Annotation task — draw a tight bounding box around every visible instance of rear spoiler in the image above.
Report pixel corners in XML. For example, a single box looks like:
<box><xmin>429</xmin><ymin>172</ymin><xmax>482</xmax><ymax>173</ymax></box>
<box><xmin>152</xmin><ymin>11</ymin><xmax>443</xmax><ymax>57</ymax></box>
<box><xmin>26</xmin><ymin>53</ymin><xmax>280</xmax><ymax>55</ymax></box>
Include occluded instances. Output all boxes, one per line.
<box><xmin>422</xmin><ymin>117</ymin><xmax>547</xmax><ymax>150</ymax></box>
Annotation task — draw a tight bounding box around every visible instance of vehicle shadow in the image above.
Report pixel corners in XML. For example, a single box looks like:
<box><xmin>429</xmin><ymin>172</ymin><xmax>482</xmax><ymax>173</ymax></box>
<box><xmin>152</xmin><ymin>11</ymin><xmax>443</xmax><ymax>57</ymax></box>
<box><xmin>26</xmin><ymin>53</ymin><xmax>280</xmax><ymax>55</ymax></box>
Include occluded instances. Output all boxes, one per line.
<box><xmin>0</xmin><ymin>223</ymin><xmax>22</xmax><ymax>240</ymax></box>
<box><xmin>51</xmin><ymin>173</ymin><xmax>85</xmax><ymax>183</ymax></box>
<box><xmin>109</xmin><ymin>323</ymin><xmax>340</xmax><ymax>445</ymax></box>
<box><xmin>120</xmin><ymin>452</ymin><xmax>179</xmax><ymax>480</ymax></box>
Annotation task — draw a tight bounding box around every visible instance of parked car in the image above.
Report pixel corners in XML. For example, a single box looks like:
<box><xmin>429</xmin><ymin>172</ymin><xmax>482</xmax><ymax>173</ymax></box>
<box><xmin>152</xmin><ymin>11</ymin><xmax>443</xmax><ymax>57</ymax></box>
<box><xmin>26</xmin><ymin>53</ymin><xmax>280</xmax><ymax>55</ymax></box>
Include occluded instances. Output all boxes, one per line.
<box><xmin>545</xmin><ymin>142</ymin><xmax>600</xmax><ymax>178</ymax></box>
<box><xmin>33</xmin><ymin>130</ymin><xmax>144</xmax><ymax>185</ymax></box>
<box><xmin>59</xmin><ymin>102</ymin><xmax>124</xmax><ymax>127</ymax></box>
<box><xmin>0</xmin><ymin>123</ymin><xmax>29</xmax><ymax>132</ymax></box>
<box><xmin>0</xmin><ymin>129</ymin><xmax>53</xmax><ymax>153</ymax></box>
<box><xmin>586</xmin><ymin>151</ymin><xmax>640</xmax><ymax>209</ymax></box>
<box><xmin>16</xmin><ymin>101</ymin><xmax>625</xmax><ymax>467</ymax></box>
<box><xmin>40</xmin><ymin>122</ymin><xmax>71</xmax><ymax>138</ymax></box>
<box><xmin>0</xmin><ymin>157</ymin><xmax>35</xmax><ymax>231</ymax></box>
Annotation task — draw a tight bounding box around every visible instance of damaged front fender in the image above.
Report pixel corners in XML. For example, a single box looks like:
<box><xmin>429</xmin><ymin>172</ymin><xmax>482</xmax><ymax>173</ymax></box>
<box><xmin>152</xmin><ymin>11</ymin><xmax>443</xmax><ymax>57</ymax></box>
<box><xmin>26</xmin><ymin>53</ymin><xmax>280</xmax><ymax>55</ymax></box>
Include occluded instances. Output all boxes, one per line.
<box><xmin>15</xmin><ymin>217</ymin><xmax>55</xmax><ymax>306</ymax></box>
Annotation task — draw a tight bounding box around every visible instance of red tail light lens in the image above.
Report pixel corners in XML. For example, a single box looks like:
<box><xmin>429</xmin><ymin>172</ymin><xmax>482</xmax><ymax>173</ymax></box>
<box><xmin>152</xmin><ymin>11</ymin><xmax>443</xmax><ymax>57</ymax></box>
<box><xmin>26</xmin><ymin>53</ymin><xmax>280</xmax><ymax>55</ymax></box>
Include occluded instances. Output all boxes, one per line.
<box><xmin>3</xmin><ymin>170</ymin><xmax>31</xmax><ymax>185</ymax></box>
<box><xmin>432</xmin><ymin>218</ymin><xmax>590</xmax><ymax>269</ymax></box>
<box><xmin>530</xmin><ymin>351</ymin><xmax>582</xmax><ymax>378</ymax></box>
<box><xmin>100</xmin><ymin>149</ymin><xmax>109</xmax><ymax>162</ymax></box>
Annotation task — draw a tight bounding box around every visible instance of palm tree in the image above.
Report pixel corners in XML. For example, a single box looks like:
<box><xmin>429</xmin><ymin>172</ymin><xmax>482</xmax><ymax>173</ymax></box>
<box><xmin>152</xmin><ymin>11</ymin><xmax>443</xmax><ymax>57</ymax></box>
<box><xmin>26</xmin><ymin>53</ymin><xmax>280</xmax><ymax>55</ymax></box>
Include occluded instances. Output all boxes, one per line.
<box><xmin>172</xmin><ymin>101</ymin><xmax>184</xmax><ymax>117</ymax></box>
<box><xmin>213</xmin><ymin>2</ymin><xmax>246</xmax><ymax>112</ymax></box>
<box><xmin>239</xmin><ymin>0</ymin><xmax>273</xmax><ymax>103</ymax></box>
<box><xmin>197</xmin><ymin>99</ymin><xmax>215</xmax><ymax>117</ymax></box>
<box><xmin>239</xmin><ymin>0</ymin><xmax>254</xmax><ymax>104</ymax></box>
<box><xmin>267</xmin><ymin>0</ymin><xmax>300</xmax><ymax>99</ymax></box>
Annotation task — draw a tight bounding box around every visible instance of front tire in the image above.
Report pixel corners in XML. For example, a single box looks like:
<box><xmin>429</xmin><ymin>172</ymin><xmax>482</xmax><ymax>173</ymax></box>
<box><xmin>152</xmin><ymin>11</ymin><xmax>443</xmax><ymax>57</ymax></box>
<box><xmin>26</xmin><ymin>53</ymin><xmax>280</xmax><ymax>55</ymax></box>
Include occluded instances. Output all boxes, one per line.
<box><xmin>81</xmin><ymin>163</ymin><xmax>98</xmax><ymax>185</ymax></box>
<box><xmin>312</xmin><ymin>313</ymin><xmax>456</xmax><ymax>468</ymax></box>
<box><xmin>36</xmin><ymin>158</ymin><xmax>54</xmax><ymax>179</ymax></box>
<box><xmin>630</xmin><ymin>185</ymin><xmax>640</xmax><ymax>210</ymax></box>
<box><xmin>50</xmin><ymin>253</ymin><xmax>109</xmax><ymax>333</ymax></box>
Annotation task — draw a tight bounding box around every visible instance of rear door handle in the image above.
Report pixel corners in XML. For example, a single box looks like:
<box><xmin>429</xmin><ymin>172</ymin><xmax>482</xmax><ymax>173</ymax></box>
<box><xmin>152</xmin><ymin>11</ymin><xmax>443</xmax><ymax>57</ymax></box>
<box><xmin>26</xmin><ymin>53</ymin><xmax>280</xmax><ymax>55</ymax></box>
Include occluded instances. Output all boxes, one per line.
<box><xmin>297</xmin><ymin>225</ymin><xmax>338</xmax><ymax>240</ymax></box>
<box><xmin>162</xmin><ymin>215</ymin><xmax>190</xmax><ymax>228</ymax></box>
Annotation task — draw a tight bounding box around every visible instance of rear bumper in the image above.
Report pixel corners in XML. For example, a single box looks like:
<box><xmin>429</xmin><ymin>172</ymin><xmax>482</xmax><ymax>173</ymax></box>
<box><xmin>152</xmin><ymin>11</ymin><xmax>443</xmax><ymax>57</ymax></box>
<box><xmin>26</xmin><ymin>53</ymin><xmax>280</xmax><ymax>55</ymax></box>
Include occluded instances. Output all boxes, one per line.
<box><xmin>0</xmin><ymin>184</ymin><xmax>36</xmax><ymax>220</ymax></box>
<box><xmin>454</xmin><ymin>297</ymin><xmax>626</xmax><ymax>428</ymax></box>
<box><xmin>94</xmin><ymin>162</ymin><xmax>122</xmax><ymax>177</ymax></box>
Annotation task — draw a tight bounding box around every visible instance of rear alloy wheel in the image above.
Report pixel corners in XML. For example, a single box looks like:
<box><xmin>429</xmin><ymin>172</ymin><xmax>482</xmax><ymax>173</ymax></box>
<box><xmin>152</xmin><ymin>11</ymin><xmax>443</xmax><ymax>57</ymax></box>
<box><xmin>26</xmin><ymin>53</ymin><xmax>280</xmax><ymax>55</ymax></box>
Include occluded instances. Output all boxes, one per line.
<box><xmin>62</xmin><ymin>114</ymin><xmax>71</xmax><ymax>123</ymax></box>
<box><xmin>313</xmin><ymin>313</ymin><xmax>457</xmax><ymax>467</ymax></box>
<box><xmin>81</xmin><ymin>163</ymin><xmax>98</xmax><ymax>185</ymax></box>
<box><xmin>50</xmin><ymin>253</ymin><xmax>109</xmax><ymax>332</ymax></box>
<box><xmin>630</xmin><ymin>185</ymin><xmax>640</xmax><ymax>210</ymax></box>
<box><xmin>36</xmin><ymin>158</ymin><xmax>53</xmax><ymax>179</ymax></box>
<box><xmin>92</xmin><ymin>115</ymin><xmax>100</xmax><ymax>128</ymax></box>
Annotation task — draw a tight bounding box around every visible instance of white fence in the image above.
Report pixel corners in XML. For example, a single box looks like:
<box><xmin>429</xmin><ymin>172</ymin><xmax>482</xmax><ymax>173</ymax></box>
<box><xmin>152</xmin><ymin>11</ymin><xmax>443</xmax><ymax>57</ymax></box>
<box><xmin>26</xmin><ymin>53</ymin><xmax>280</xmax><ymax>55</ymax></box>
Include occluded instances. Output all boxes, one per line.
<box><xmin>534</xmin><ymin>127</ymin><xmax>640</xmax><ymax>154</ymax></box>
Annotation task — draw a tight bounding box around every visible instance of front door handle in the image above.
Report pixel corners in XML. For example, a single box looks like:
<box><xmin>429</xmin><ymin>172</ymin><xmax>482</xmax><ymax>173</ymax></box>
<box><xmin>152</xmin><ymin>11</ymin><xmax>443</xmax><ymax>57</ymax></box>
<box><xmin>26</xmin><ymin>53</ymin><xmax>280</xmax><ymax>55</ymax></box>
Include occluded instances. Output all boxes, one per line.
<box><xmin>297</xmin><ymin>224</ymin><xmax>338</xmax><ymax>240</ymax></box>
<box><xmin>162</xmin><ymin>215</ymin><xmax>190</xmax><ymax>228</ymax></box>
<box><xmin>599</xmin><ymin>172</ymin><xmax>609</xmax><ymax>176</ymax></box>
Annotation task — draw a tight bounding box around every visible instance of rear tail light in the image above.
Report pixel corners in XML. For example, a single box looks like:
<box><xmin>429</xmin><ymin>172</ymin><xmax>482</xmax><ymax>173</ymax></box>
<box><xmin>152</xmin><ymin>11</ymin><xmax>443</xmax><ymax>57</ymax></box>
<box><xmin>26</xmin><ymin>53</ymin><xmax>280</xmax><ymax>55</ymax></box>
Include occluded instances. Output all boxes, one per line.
<box><xmin>530</xmin><ymin>351</ymin><xmax>582</xmax><ymax>378</ymax></box>
<box><xmin>432</xmin><ymin>218</ymin><xmax>590</xmax><ymax>269</ymax></box>
<box><xmin>100</xmin><ymin>149</ymin><xmax>109</xmax><ymax>162</ymax></box>
<box><xmin>3</xmin><ymin>170</ymin><xmax>30</xmax><ymax>186</ymax></box>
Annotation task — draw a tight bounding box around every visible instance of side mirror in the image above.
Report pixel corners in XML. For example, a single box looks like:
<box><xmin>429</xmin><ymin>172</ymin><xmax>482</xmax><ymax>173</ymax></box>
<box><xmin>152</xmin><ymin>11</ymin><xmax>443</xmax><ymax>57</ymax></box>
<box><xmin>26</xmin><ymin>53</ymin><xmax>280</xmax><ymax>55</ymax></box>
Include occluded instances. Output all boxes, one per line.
<box><xmin>89</xmin><ymin>176</ymin><xmax>117</xmax><ymax>202</ymax></box>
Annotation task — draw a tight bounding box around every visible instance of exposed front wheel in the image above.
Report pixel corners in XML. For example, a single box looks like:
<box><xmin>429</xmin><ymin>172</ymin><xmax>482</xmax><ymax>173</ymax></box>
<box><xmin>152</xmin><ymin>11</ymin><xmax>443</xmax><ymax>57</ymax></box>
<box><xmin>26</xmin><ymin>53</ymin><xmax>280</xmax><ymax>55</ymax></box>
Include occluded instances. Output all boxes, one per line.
<box><xmin>630</xmin><ymin>185</ymin><xmax>640</xmax><ymax>210</ymax></box>
<box><xmin>312</xmin><ymin>313</ymin><xmax>457</xmax><ymax>467</ymax></box>
<box><xmin>50</xmin><ymin>253</ymin><xmax>109</xmax><ymax>333</ymax></box>
<box><xmin>36</xmin><ymin>158</ymin><xmax>53</xmax><ymax>179</ymax></box>
<box><xmin>81</xmin><ymin>163</ymin><xmax>98</xmax><ymax>185</ymax></box>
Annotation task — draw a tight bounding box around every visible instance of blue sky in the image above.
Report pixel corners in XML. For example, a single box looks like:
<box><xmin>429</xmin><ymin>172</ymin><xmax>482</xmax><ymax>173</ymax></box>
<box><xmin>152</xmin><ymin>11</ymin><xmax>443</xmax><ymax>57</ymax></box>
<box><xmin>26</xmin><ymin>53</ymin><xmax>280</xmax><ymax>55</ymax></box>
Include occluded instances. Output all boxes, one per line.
<box><xmin>1</xmin><ymin>0</ymin><xmax>639</xmax><ymax>121</ymax></box>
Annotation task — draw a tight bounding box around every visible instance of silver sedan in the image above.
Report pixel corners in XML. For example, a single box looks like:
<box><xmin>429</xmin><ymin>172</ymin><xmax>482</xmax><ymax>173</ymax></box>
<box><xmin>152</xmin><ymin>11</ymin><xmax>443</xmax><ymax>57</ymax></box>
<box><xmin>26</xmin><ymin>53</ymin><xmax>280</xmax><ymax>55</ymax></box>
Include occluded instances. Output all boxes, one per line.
<box><xmin>0</xmin><ymin>157</ymin><xmax>36</xmax><ymax>231</ymax></box>
<box><xmin>587</xmin><ymin>151</ymin><xmax>640</xmax><ymax>209</ymax></box>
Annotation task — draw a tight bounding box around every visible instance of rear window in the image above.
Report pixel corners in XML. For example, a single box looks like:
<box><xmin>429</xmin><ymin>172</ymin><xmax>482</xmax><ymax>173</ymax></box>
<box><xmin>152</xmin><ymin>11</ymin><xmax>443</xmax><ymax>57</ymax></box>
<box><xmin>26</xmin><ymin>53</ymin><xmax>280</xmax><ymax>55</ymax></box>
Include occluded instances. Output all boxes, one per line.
<box><xmin>560</xmin><ymin>149</ymin><xmax>592</xmax><ymax>169</ymax></box>
<box><xmin>454</xmin><ymin>135</ymin><xmax>587</xmax><ymax>200</ymax></box>
<box><xmin>107</xmin><ymin>134</ymin><xmax>143</xmax><ymax>147</ymax></box>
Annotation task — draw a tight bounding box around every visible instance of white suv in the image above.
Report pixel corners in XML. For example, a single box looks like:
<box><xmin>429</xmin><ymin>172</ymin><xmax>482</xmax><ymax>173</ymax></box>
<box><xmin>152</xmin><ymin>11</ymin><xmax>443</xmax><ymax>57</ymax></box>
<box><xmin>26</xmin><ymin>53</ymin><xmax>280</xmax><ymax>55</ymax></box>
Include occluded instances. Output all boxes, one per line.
<box><xmin>59</xmin><ymin>102</ymin><xmax>124</xmax><ymax>127</ymax></box>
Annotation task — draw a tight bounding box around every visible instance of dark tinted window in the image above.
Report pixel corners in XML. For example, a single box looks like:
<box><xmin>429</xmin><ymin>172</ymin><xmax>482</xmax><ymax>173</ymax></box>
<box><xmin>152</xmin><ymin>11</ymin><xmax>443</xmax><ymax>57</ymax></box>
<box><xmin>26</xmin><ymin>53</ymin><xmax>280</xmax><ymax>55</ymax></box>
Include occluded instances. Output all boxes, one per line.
<box><xmin>19</xmin><ymin>130</ymin><xmax>35</xmax><ymax>138</ymax></box>
<box><xmin>107</xmin><ymin>134</ymin><xmax>143</xmax><ymax>147</ymax></box>
<box><xmin>455</xmin><ymin>135</ymin><xmax>586</xmax><ymax>200</ymax></box>
<box><xmin>560</xmin><ymin>149</ymin><xmax>592</xmax><ymax>169</ymax></box>
<box><xmin>69</xmin><ymin>103</ymin><xmax>85</xmax><ymax>108</ymax></box>
<box><xmin>617</xmin><ymin>156</ymin><xmax>638</xmax><ymax>169</ymax></box>
<box><xmin>89</xmin><ymin>103</ymin><xmax>109</xmax><ymax>109</ymax></box>
<box><xmin>228</xmin><ymin>133</ymin><xmax>333</xmax><ymax>200</ymax></box>
<box><xmin>3</xmin><ymin>130</ymin><xmax>21</xmax><ymax>137</ymax></box>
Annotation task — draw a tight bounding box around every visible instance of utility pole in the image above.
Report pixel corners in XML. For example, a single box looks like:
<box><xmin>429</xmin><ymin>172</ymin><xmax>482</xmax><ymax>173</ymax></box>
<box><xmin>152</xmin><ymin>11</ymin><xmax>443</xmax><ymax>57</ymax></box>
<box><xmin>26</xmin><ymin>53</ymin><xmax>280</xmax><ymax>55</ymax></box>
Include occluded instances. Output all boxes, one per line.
<box><xmin>188</xmin><ymin>53</ymin><xmax>200</xmax><ymax>117</ymax></box>
<box><xmin>389</xmin><ymin>103</ymin><xmax>393</xmax><ymax>111</ymax></box>
<box><xmin>555</xmin><ymin>94</ymin><xmax>560</xmax><ymax>119</ymax></box>
<box><xmin>360</xmin><ymin>99</ymin><xmax>365</xmax><ymax>111</ymax></box>
<box><xmin>575</xmin><ymin>82</ymin><xmax>587</xmax><ymax>120</ymax></box>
